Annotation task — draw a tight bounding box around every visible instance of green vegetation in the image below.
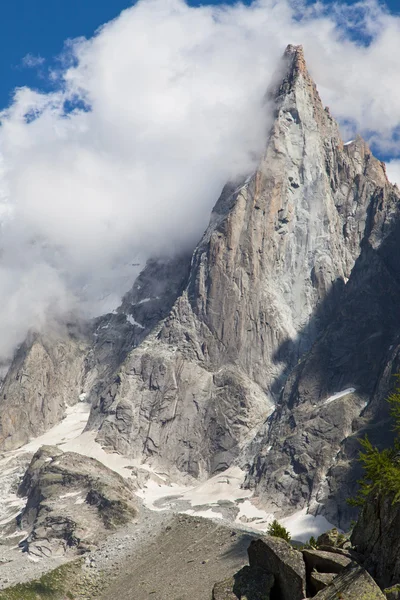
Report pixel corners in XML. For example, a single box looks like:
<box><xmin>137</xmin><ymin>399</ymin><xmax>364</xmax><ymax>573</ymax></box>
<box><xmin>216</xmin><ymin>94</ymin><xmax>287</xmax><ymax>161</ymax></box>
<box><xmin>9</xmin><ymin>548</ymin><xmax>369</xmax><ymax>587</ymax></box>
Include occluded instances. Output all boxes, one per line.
<box><xmin>0</xmin><ymin>562</ymin><xmax>79</xmax><ymax>600</ymax></box>
<box><xmin>350</xmin><ymin>378</ymin><xmax>400</xmax><ymax>507</ymax></box>
<box><xmin>266</xmin><ymin>519</ymin><xmax>291</xmax><ymax>542</ymax></box>
<box><xmin>0</xmin><ymin>559</ymin><xmax>103</xmax><ymax>600</ymax></box>
<box><xmin>306</xmin><ymin>535</ymin><xmax>317</xmax><ymax>548</ymax></box>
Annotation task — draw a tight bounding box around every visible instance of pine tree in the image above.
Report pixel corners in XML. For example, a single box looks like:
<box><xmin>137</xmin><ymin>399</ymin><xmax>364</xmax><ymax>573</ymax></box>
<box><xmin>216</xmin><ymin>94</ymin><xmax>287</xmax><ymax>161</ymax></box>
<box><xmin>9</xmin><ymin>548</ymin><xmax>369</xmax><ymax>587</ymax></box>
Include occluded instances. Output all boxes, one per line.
<box><xmin>267</xmin><ymin>519</ymin><xmax>291</xmax><ymax>542</ymax></box>
<box><xmin>349</xmin><ymin>378</ymin><xmax>400</xmax><ymax>506</ymax></box>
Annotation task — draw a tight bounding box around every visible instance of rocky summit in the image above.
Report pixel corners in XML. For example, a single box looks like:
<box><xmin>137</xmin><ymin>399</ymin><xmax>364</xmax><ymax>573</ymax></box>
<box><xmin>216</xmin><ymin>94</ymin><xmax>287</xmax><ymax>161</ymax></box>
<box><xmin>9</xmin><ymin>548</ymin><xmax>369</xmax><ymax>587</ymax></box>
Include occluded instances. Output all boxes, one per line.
<box><xmin>1</xmin><ymin>43</ymin><xmax>400</xmax><ymax>599</ymax></box>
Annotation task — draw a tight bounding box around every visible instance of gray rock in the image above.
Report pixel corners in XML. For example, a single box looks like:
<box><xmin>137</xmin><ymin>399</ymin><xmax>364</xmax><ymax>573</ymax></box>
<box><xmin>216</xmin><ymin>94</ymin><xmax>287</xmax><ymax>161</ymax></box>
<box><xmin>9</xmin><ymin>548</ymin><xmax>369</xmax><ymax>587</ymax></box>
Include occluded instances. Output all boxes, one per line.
<box><xmin>317</xmin><ymin>545</ymin><xmax>362</xmax><ymax>562</ymax></box>
<box><xmin>351</xmin><ymin>492</ymin><xmax>400</xmax><ymax>589</ymax></box>
<box><xmin>212</xmin><ymin>578</ymin><xmax>237</xmax><ymax>600</ymax></box>
<box><xmin>313</xmin><ymin>564</ymin><xmax>385</xmax><ymax>599</ymax></box>
<box><xmin>302</xmin><ymin>548</ymin><xmax>352</xmax><ymax>575</ymax></box>
<box><xmin>0</xmin><ymin>328</ymin><xmax>89</xmax><ymax>451</ymax></box>
<box><xmin>17</xmin><ymin>445</ymin><xmax>137</xmax><ymax>557</ymax></box>
<box><xmin>212</xmin><ymin>566</ymin><xmax>274</xmax><ymax>600</ymax></box>
<box><xmin>310</xmin><ymin>571</ymin><xmax>336</xmax><ymax>594</ymax></box>
<box><xmin>316</xmin><ymin>529</ymin><xmax>340</xmax><ymax>548</ymax></box>
<box><xmin>247</xmin><ymin>537</ymin><xmax>306</xmax><ymax>600</ymax></box>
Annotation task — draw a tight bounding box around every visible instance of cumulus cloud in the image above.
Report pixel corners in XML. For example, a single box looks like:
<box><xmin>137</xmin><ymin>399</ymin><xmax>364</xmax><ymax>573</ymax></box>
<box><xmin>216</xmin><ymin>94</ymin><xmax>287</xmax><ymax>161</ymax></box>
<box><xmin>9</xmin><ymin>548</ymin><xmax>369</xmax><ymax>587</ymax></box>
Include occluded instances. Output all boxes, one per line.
<box><xmin>0</xmin><ymin>0</ymin><xmax>399</xmax><ymax>360</ymax></box>
<box><xmin>386</xmin><ymin>159</ymin><xmax>400</xmax><ymax>186</ymax></box>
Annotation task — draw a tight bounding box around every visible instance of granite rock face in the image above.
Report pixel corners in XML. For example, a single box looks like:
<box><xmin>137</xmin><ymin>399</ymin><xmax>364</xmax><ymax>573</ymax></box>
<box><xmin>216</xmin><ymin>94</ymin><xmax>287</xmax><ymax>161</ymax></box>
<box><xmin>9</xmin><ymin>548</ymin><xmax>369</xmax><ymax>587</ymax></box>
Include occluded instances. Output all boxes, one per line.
<box><xmin>85</xmin><ymin>45</ymin><xmax>400</xmax><ymax>493</ymax></box>
<box><xmin>244</xmin><ymin>139</ymin><xmax>400</xmax><ymax>527</ymax></box>
<box><xmin>351</xmin><ymin>492</ymin><xmax>400</xmax><ymax>589</ymax></box>
<box><xmin>0</xmin><ymin>328</ymin><xmax>90</xmax><ymax>451</ymax></box>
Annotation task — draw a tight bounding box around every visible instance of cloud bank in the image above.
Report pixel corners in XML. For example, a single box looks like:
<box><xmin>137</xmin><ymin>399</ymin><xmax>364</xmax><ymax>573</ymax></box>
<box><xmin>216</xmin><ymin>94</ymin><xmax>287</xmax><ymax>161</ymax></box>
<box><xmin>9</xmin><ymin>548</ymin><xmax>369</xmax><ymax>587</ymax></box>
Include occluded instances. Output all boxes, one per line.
<box><xmin>0</xmin><ymin>0</ymin><xmax>399</xmax><ymax>360</ymax></box>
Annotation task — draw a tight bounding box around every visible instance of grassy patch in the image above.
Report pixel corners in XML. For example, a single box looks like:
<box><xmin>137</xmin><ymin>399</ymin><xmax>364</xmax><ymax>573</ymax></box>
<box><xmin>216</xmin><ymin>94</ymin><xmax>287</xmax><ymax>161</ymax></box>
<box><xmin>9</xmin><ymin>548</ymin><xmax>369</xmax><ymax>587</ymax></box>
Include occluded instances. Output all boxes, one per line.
<box><xmin>0</xmin><ymin>560</ymin><xmax>89</xmax><ymax>600</ymax></box>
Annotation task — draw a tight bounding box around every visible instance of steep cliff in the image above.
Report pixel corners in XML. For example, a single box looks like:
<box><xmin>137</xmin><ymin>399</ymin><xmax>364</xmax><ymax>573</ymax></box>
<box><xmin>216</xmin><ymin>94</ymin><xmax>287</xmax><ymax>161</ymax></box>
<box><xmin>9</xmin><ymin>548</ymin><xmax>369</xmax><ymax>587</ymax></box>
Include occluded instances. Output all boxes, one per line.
<box><xmin>86</xmin><ymin>44</ymin><xmax>400</xmax><ymax>504</ymax></box>
<box><xmin>244</xmin><ymin>139</ymin><xmax>400</xmax><ymax>528</ymax></box>
<box><xmin>2</xmin><ymin>44</ymin><xmax>399</xmax><ymax>531</ymax></box>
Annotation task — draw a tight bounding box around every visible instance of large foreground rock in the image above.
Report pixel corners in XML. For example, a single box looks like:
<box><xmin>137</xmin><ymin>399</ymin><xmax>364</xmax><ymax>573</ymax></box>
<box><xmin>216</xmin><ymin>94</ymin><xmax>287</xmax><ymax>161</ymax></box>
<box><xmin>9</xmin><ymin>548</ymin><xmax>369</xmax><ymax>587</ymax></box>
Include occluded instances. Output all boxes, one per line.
<box><xmin>248</xmin><ymin>537</ymin><xmax>306</xmax><ymax>600</ymax></box>
<box><xmin>310</xmin><ymin>571</ymin><xmax>336</xmax><ymax>594</ymax></box>
<box><xmin>212</xmin><ymin>566</ymin><xmax>274</xmax><ymax>600</ymax></box>
<box><xmin>302</xmin><ymin>548</ymin><xmax>352</xmax><ymax>574</ymax></box>
<box><xmin>313</xmin><ymin>564</ymin><xmax>385</xmax><ymax>599</ymax></box>
<box><xmin>17</xmin><ymin>445</ymin><xmax>137</xmax><ymax>557</ymax></box>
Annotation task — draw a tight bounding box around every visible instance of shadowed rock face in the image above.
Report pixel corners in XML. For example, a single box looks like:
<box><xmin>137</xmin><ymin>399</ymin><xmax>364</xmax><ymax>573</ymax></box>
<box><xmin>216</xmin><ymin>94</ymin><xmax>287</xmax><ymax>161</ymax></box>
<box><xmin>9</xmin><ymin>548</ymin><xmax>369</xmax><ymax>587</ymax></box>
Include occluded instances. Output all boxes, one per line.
<box><xmin>351</xmin><ymin>492</ymin><xmax>400</xmax><ymax>589</ymax></box>
<box><xmin>248</xmin><ymin>536</ymin><xmax>306</xmax><ymax>600</ymax></box>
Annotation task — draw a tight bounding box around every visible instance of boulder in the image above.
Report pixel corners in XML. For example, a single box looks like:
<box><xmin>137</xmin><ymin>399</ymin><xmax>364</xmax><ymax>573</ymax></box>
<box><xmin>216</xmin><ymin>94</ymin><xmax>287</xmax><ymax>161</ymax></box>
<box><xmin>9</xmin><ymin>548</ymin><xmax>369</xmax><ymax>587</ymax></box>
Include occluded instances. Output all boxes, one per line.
<box><xmin>212</xmin><ymin>566</ymin><xmax>274</xmax><ymax>600</ymax></box>
<box><xmin>313</xmin><ymin>564</ymin><xmax>385</xmax><ymax>599</ymax></box>
<box><xmin>385</xmin><ymin>585</ymin><xmax>400</xmax><ymax>600</ymax></box>
<box><xmin>248</xmin><ymin>537</ymin><xmax>306</xmax><ymax>600</ymax></box>
<box><xmin>302</xmin><ymin>548</ymin><xmax>352</xmax><ymax>575</ymax></box>
<box><xmin>316</xmin><ymin>529</ymin><xmax>340</xmax><ymax>548</ymax></box>
<box><xmin>317</xmin><ymin>545</ymin><xmax>362</xmax><ymax>562</ymax></box>
<box><xmin>310</xmin><ymin>571</ymin><xmax>336</xmax><ymax>594</ymax></box>
<box><xmin>17</xmin><ymin>445</ymin><xmax>137</xmax><ymax>557</ymax></box>
<box><xmin>212</xmin><ymin>578</ymin><xmax>237</xmax><ymax>600</ymax></box>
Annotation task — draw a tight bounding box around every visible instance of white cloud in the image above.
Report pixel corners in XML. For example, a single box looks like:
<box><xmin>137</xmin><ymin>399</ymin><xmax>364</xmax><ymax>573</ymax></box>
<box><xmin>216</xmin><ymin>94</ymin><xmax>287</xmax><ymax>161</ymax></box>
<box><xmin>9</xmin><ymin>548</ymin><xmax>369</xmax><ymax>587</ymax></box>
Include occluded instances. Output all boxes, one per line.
<box><xmin>0</xmin><ymin>0</ymin><xmax>400</xmax><ymax>360</ymax></box>
<box><xmin>21</xmin><ymin>53</ymin><xmax>45</xmax><ymax>68</ymax></box>
<box><xmin>386</xmin><ymin>159</ymin><xmax>400</xmax><ymax>186</ymax></box>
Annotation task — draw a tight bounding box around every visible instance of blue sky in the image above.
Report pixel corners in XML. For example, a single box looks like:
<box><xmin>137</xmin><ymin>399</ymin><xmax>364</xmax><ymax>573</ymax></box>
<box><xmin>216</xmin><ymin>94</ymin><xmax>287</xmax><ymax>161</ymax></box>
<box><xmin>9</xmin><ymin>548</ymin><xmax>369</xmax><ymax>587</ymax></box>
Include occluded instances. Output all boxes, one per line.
<box><xmin>0</xmin><ymin>0</ymin><xmax>398</xmax><ymax>110</ymax></box>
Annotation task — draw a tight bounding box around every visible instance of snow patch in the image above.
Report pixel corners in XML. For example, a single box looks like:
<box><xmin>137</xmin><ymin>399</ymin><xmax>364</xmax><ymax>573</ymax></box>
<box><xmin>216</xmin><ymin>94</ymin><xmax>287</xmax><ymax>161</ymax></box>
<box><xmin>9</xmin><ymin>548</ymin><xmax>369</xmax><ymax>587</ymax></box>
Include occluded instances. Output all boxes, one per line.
<box><xmin>126</xmin><ymin>314</ymin><xmax>145</xmax><ymax>329</ymax></box>
<box><xmin>281</xmin><ymin>508</ymin><xmax>337</xmax><ymax>542</ymax></box>
<box><xmin>322</xmin><ymin>388</ymin><xmax>356</xmax><ymax>406</ymax></box>
<box><xmin>60</xmin><ymin>491</ymin><xmax>81</xmax><ymax>499</ymax></box>
<box><xmin>21</xmin><ymin>403</ymin><xmax>91</xmax><ymax>453</ymax></box>
<box><xmin>137</xmin><ymin>465</ymin><xmax>336</xmax><ymax>541</ymax></box>
<box><xmin>235</xmin><ymin>500</ymin><xmax>272</xmax><ymax>530</ymax></box>
<box><xmin>60</xmin><ymin>430</ymin><xmax>137</xmax><ymax>478</ymax></box>
<box><xmin>183</xmin><ymin>508</ymin><xmax>223</xmax><ymax>520</ymax></box>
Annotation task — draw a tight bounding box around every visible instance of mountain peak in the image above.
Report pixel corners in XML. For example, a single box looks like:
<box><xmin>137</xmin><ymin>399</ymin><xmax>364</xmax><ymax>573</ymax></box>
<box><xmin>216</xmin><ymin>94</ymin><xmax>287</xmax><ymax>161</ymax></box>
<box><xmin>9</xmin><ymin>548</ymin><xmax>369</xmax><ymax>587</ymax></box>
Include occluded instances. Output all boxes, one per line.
<box><xmin>275</xmin><ymin>43</ymin><xmax>314</xmax><ymax>98</ymax></box>
<box><xmin>284</xmin><ymin>44</ymin><xmax>306</xmax><ymax>73</ymax></box>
